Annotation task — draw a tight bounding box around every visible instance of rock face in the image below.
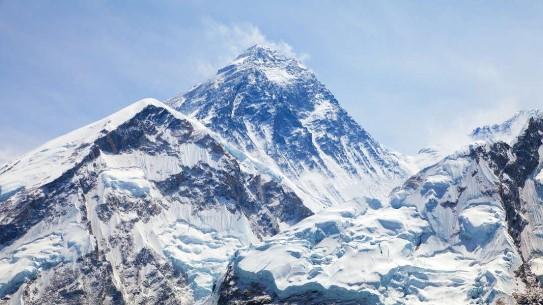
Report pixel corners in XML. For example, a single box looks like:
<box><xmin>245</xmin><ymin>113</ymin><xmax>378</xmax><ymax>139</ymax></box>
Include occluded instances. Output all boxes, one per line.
<box><xmin>0</xmin><ymin>99</ymin><xmax>311</xmax><ymax>305</ymax></box>
<box><xmin>215</xmin><ymin>114</ymin><xmax>543</xmax><ymax>305</ymax></box>
<box><xmin>168</xmin><ymin>45</ymin><xmax>411</xmax><ymax>210</ymax></box>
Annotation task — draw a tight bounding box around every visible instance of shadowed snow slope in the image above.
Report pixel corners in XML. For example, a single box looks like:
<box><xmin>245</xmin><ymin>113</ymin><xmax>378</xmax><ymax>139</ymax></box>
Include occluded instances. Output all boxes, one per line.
<box><xmin>0</xmin><ymin>99</ymin><xmax>312</xmax><ymax>305</ymax></box>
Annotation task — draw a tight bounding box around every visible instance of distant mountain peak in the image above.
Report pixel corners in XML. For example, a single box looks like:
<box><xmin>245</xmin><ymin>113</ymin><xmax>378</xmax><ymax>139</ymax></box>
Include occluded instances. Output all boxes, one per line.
<box><xmin>235</xmin><ymin>44</ymin><xmax>297</xmax><ymax>63</ymax></box>
<box><xmin>236</xmin><ymin>44</ymin><xmax>281</xmax><ymax>59</ymax></box>
<box><xmin>470</xmin><ymin>108</ymin><xmax>542</xmax><ymax>144</ymax></box>
<box><xmin>213</xmin><ymin>44</ymin><xmax>310</xmax><ymax>88</ymax></box>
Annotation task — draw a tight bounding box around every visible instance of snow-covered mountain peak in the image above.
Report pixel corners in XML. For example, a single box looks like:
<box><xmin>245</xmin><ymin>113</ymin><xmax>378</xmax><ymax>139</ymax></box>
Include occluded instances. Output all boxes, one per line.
<box><xmin>0</xmin><ymin>98</ymin><xmax>167</xmax><ymax>195</ymax></box>
<box><xmin>233</xmin><ymin>44</ymin><xmax>296</xmax><ymax>64</ymax></box>
<box><xmin>470</xmin><ymin>109</ymin><xmax>542</xmax><ymax>144</ymax></box>
<box><xmin>214</xmin><ymin>44</ymin><xmax>310</xmax><ymax>87</ymax></box>
<box><xmin>168</xmin><ymin>47</ymin><xmax>411</xmax><ymax>209</ymax></box>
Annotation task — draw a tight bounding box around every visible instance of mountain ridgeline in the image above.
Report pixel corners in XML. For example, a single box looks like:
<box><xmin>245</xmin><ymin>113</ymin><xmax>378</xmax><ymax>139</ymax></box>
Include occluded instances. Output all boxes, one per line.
<box><xmin>0</xmin><ymin>45</ymin><xmax>542</xmax><ymax>305</ymax></box>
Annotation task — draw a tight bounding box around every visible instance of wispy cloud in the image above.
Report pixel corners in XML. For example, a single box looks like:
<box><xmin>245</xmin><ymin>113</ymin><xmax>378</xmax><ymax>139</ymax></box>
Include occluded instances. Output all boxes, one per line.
<box><xmin>0</xmin><ymin>128</ymin><xmax>38</xmax><ymax>165</ymax></box>
<box><xmin>201</xmin><ymin>19</ymin><xmax>308</xmax><ymax>66</ymax></box>
<box><xmin>425</xmin><ymin>98</ymin><xmax>522</xmax><ymax>154</ymax></box>
<box><xmin>0</xmin><ymin>147</ymin><xmax>18</xmax><ymax>165</ymax></box>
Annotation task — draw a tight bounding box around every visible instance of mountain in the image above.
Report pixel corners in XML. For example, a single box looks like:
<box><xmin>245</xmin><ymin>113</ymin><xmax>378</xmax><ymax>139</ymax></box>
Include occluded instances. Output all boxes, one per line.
<box><xmin>215</xmin><ymin>113</ymin><xmax>543</xmax><ymax>304</ymax></box>
<box><xmin>471</xmin><ymin>110</ymin><xmax>542</xmax><ymax>145</ymax></box>
<box><xmin>168</xmin><ymin>45</ymin><xmax>414</xmax><ymax>210</ymax></box>
<box><xmin>4</xmin><ymin>43</ymin><xmax>543</xmax><ymax>305</ymax></box>
<box><xmin>0</xmin><ymin>99</ymin><xmax>311</xmax><ymax>305</ymax></box>
<box><xmin>0</xmin><ymin>45</ymin><xmax>421</xmax><ymax>305</ymax></box>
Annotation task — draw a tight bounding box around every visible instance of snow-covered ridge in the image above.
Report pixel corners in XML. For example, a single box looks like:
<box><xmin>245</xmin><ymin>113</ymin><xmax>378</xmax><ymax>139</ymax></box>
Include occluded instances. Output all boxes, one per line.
<box><xmin>0</xmin><ymin>97</ymin><xmax>309</xmax><ymax>207</ymax></box>
<box><xmin>0</xmin><ymin>98</ymin><xmax>166</xmax><ymax>195</ymax></box>
<box><xmin>470</xmin><ymin>109</ymin><xmax>542</xmax><ymax>145</ymax></box>
<box><xmin>0</xmin><ymin>98</ymin><xmax>312</xmax><ymax>304</ymax></box>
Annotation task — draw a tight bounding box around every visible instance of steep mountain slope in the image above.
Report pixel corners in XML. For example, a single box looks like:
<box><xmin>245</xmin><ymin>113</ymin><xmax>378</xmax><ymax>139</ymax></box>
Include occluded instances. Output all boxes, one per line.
<box><xmin>168</xmin><ymin>45</ymin><xmax>412</xmax><ymax>210</ymax></box>
<box><xmin>215</xmin><ymin>113</ymin><xmax>543</xmax><ymax>305</ymax></box>
<box><xmin>0</xmin><ymin>99</ymin><xmax>311</xmax><ymax>305</ymax></box>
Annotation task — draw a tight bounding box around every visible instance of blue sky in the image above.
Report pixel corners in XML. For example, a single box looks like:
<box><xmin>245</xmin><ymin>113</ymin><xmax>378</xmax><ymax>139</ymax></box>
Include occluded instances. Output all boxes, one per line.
<box><xmin>2</xmin><ymin>1</ymin><xmax>543</xmax><ymax>162</ymax></box>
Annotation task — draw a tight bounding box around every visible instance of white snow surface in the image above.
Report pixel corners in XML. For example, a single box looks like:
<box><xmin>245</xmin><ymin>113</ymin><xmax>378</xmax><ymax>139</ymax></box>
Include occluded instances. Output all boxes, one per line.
<box><xmin>0</xmin><ymin>192</ymin><xmax>93</xmax><ymax>298</ymax></box>
<box><xmin>261</xmin><ymin>67</ymin><xmax>295</xmax><ymax>85</ymax></box>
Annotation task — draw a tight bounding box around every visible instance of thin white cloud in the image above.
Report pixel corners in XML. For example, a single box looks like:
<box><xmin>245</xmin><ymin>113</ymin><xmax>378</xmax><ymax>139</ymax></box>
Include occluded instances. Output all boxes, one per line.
<box><xmin>425</xmin><ymin>97</ymin><xmax>522</xmax><ymax>154</ymax></box>
<box><xmin>0</xmin><ymin>146</ymin><xmax>22</xmax><ymax>165</ymax></box>
<box><xmin>0</xmin><ymin>127</ymin><xmax>42</xmax><ymax>165</ymax></box>
<box><xmin>201</xmin><ymin>19</ymin><xmax>308</xmax><ymax>65</ymax></box>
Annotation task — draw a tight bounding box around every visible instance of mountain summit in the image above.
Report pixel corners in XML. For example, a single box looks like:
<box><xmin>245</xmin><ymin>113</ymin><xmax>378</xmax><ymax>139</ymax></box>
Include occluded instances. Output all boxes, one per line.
<box><xmin>222</xmin><ymin>44</ymin><xmax>312</xmax><ymax>86</ymax></box>
<box><xmin>169</xmin><ymin>45</ymin><xmax>410</xmax><ymax>210</ymax></box>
